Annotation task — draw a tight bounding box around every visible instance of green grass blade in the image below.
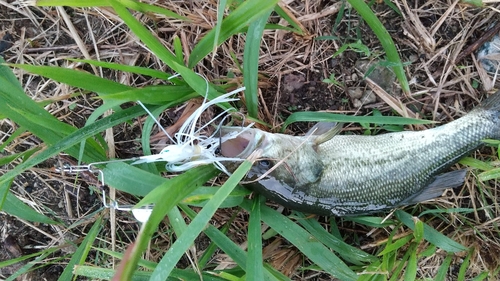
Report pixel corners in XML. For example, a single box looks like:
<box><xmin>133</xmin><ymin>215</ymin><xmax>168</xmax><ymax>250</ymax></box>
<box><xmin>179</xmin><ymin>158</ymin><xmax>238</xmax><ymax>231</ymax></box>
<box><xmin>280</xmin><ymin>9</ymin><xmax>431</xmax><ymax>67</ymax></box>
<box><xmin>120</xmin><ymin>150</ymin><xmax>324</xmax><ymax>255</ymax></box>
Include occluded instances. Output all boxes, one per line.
<box><xmin>0</xmin><ymin>104</ymin><xmax>150</xmax><ymax>187</ymax></box>
<box><xmin>108</xmin><ymin>0</ymin><xmax>234</xmax><ymax>108</ymax></box>
<box><xmin>0</xmin><ymin>246</ymin><xmax>59</xmax><ymax>269</ymax></box>
<box><xmin>109</xmin><ymin>0</ymin><xmax>181</xmax><ymax>66</ymax></box>
<box><xmin>59</xmin><ymin>216</ymin><xmax>103</xmax><ymax>281</ymax></box>
<box><xmin>404</xmin><ymin>245</ymin><xmax>417</xmax><ymax>281</ymax></box>
<box><xmin>273</xmin><ymin>5</ymin><xmax>305</xmax><ymax>35</ymax></box>
<box><xmin>103</xmin><ymin>164</ymin><xmax>219</xmax><ymax>206</ymax></box>
<box><xmin>102</xmin><ymin>162</ymin><xmax>166</xmax><ymax>196</ymax></box>
<box><xmin>92</xmin><ymin>247</ymin><xmax>157</xmax><ymax>270</ymax></box>
<box><xmin>418</xmin><ymin>207</ymin><xmax>477</xmax><ymax>217</ymax></box>
<box><xmin>135</xmin><ymin>165</ymin><xmax>219</xmax><ymax>208</ymax></box>
<box><xmin>33</xmin><ymin>0</ymin><xmax>187</xmax><ymax>20</ymax></box>
<box><xmin>346</xmin><ymin>0</ymin><xmax>410</xmax><ymax>94</ymax></box>
<box><xmin>0</xmin><ymin>59</ymin><xmax>114</xmax><ymax>192</ymax></box>
<box><xmin>213</xmin><ymin>0</ymin><xmax>227</xmax><ymax>57</ymax></box>
<box><xmin>383</xmin><ymin>0</ymin><xmax>402</xmax><ymax>15</ymax></box>
<box><xmin>357</xmin><ymin>260</ymin><xmax>384</xmax><ymax>281</ymax></box>
<box><xmin>282</xmin><ymin>111</ymin><xmax>432</xmax><ymax>132</ymax></box>
<box><xmin>188</xmin><ymin>0</ymin><xmax>280</xmax><ymax>67</ymax></box>
<box><xmin>0</xmin><ymin>147</ymin><xmax>40</xmax><ymax>166</ymax></box>
<box><xmin>149</xmin><ymin>161</ymin><xmax>253</xmax><ymax>280</ymax></box>
<box><xmin>264</xmin><ymin>23</ymin><xmax>302</xmax><ymax>33</ymax></box>
<box><xmin>110</xmin><ymin>0</ymin><xmax>239</xmax><ymax>109</ymax></box>
<box><xmin>100</xmin><ymin>85</ymin><xmax>197</xmax><ymax>105</ymax></box>
<box><xmin>459</xmin><ymin>157</ymin><xmax>495</xmax><ymax>171</ymax></box>
<box><xmin>68</xmin><ymin>59</ymin><xmax>173</xmax><ymax>80</ymax></box>
<box><xmin>30</xmin><ymin>0</ymin><xmax>107</xmax><ymax>7</ymax></box>
<box><xmin>117</xmin><ymin>165</ymin><xmax>219</xmax><ymax>280</ymax></box>
<box><xmin>394</xmin><ymin>210</ymin><xmax>467</xmax><ymax>253</ymax></box>
<box><xmin>2</xmin><ymin>104</ymin><xmax>104</xmax><ymax>161</ymax></box>
<box><xmin>0</xmin><ymin>177</ymin><xmax>9</xmax><ymax>210</ymax></box>
<box><xmin>471</xmin><ymin>272</ymin><xmax>490</xmax><ymax>281</ymax></box>
<box><xmin>0</xmin><ymin>61</ymin><xmax>23</xmax><ymax>91</ymax></box>
<box><xmin>74</xmin><ymin>265</ymin><xmax>228</xmax><ymax>281</ymax></box>
<box><xmin>197</xmin><ymin>227</ymin><xmax>226</xmax><ymax>271</ymax></box>
<box><xmin>389</xmin><ymin>253</ymin><xmax>410</xmax><ymax>281</ymax></box>
<box><xmin>180</xmin><ymin>204</ymin><xmax>287</xmax><ymax>281</ymax></box>
<box><xmin>378</xmin><ymin>235</ymin><xmax>412</xmax><ymax>255</ymax></box>
<box><xmin>116</xmin><ymin>0</ymin><xmax>187</xmax><ymax>20</ymax></box>
<box><xmin>247</xmin><ymin>195</ymin><xmax>264</xmax><ymax>281</ymax></box>
<box><xmin>240</xmin><ymin>201</ymin><xmax>358</xmax><ymax>281</ymax></box>
<box><xmin>0</xmin><ymin>126</ymin><xmax>26</xmax><ymax>152</ymax></box>
<box><xmin>344</xmin><ymin>215</ymin><xmax>396</xmax><ymax>228</ymax></box>
<box><xmin>294</xmin><ymin>212</ymin><xmax>375</xmax><ymax>264</ymax></box>
<box><xmin>243</xmin><ymin>9</ymin><xmax>272</xmax><ymax>118</ymax></box>
<box><xmin>0</xmin><ymin>180</ymin><xmax>58</xmax><ymax>224</ymax></box>
<box><xmin>5</xmin><ymin>248</ymin><xmax>56</xmax><ymax>281</ymax></box>
<box><xmin>137</xmin><ymin>104</ymin><xmax>171</xmax><ymax>173</ymax></box>
<box><xmin>182</xmin><ymin>185</ymin><xmax>249</xmax><ymax>208</ymax></box>
<box><xmin>10</xmin><ymin>64</ymin><xmax>131</xmax><ymax>95</ymax></box>
<box><xmin>457</xmin><ymin>249</ymin><xmax>472</xmax><ymax>281</ymax></box>
<box><xmin>478</xmin><ymin>167</ymin><xmax>500</xmax><ymax>181</ymax></box>
<box><xmin>167</xmin><ymin>206</ymin><xmax>188</xmax><ymax>242</ymax></box>
<box><xmin>74</xmin><ymin>266</ymin><xmax>149</xmax><ymax>281</ymax></box>
<box><xmin>181</xmin><ymin>204</ymin><xmax>249</xmax><ymax>264</ymax></box>
<box><xmin>169</xmin><ymin>61</ymin><xmax>233</xmax><ymax>110</ymax></box>
<box><xmin>392</xmin><ymin>248</ymin><xmax>411</xmax><ymax>280</ymax></box>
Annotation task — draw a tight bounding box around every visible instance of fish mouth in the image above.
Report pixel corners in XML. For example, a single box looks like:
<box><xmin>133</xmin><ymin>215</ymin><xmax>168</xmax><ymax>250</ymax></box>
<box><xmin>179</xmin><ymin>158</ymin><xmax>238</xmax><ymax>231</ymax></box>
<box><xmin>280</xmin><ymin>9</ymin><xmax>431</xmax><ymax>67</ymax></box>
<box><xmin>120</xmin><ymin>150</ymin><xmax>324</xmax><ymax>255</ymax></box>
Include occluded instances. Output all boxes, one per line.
<box><xmin>219</xmin><ymin>127</ymin><xmax>263</xmax><ymax>158</ymax></box>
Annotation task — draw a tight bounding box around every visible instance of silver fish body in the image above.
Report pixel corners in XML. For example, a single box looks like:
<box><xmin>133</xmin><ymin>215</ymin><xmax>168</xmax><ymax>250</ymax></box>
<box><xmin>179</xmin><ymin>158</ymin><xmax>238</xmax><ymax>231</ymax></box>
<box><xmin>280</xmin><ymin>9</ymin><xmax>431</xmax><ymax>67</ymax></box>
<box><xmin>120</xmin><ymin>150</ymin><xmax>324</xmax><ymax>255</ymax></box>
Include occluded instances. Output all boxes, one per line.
<box><xmin>220</xmin><ymin>92</ymin><xmax>500</xmax><ymax>216</ymax></box>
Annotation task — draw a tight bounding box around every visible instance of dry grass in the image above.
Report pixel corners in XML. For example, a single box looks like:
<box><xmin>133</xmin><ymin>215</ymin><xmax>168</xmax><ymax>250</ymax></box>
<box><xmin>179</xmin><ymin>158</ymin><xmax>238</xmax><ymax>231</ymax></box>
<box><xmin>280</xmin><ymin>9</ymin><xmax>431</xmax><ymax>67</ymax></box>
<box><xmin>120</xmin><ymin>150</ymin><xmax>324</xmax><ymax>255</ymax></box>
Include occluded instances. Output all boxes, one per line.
<box><xmin>1</xmin><ymin>0</ymin><xmax>500</xmax><ymax>280</ymax></box>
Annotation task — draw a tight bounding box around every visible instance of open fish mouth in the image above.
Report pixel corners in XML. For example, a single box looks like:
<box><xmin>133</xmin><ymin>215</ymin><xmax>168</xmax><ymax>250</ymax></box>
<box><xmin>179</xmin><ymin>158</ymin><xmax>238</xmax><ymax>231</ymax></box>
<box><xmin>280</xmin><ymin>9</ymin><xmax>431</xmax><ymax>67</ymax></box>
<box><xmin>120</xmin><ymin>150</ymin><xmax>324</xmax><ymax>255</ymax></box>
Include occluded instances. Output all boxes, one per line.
<box><xmin>219</xmin><ymin>127</ymin><xmax>264</xmax><ymax>158</ymax></box>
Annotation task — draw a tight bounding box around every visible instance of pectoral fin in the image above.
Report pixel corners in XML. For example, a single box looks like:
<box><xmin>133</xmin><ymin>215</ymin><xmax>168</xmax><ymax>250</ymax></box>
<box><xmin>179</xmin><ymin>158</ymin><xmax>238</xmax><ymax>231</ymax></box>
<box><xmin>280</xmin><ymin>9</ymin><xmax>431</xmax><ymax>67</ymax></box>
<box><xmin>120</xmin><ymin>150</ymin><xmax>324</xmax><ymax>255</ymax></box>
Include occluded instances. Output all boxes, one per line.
<box><xmin>399</xmin><ymin>169</ymin><xmax>467</xmax><ymax>206</ymax></box>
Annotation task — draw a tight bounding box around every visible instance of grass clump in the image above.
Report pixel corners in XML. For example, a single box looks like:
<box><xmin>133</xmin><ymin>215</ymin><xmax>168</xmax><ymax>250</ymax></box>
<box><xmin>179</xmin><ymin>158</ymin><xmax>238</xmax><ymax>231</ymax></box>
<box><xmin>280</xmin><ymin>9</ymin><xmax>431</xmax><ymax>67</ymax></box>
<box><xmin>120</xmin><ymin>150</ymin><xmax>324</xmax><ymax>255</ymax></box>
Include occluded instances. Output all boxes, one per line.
<box><xmin>0</xmin><ymin>0</ymin><xmax>499</xmax><ymax>280</ymax></box>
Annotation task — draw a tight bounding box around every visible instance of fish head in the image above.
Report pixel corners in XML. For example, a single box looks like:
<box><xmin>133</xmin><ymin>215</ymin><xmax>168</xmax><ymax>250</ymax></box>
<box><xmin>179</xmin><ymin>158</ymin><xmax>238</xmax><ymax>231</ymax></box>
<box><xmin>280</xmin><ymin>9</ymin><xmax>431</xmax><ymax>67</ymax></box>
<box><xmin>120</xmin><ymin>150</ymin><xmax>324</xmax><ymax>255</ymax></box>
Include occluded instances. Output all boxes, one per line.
<box><xmin>219</xmin><ymin>127</ymin><xmax>324</xmax><ymax>186</ymax></box>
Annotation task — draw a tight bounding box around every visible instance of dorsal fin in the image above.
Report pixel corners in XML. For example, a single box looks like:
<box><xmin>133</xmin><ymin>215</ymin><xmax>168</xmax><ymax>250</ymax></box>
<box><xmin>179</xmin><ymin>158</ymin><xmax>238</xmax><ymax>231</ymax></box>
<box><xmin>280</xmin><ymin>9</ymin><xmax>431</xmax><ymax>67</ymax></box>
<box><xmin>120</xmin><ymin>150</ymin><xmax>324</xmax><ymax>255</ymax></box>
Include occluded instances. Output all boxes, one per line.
<box><xmin>306</xmin><ymin>122</ymin><xmax>343</xmax><ymax>145</ymax></box>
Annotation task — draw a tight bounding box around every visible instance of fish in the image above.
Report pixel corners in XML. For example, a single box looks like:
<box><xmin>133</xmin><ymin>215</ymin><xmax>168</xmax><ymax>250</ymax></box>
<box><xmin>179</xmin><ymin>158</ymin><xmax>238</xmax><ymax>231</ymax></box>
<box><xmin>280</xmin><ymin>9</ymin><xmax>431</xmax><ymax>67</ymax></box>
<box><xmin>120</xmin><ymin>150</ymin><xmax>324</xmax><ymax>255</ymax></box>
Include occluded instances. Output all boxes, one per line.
<box><xmin>219</xmin><ymin>91</ymin><xmax>500</xmax><ymax>216</ymax></box>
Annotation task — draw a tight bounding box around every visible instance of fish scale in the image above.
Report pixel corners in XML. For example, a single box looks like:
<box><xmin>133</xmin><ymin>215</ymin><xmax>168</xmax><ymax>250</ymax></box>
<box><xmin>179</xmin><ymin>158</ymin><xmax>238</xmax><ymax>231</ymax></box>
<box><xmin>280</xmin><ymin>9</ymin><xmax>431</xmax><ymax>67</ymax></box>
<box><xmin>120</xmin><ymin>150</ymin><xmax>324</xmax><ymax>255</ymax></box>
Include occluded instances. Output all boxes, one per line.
<box><xmin>221</xmin><ymin>92</ymin><xmax>500</xmax><ymax>216</ymax></box>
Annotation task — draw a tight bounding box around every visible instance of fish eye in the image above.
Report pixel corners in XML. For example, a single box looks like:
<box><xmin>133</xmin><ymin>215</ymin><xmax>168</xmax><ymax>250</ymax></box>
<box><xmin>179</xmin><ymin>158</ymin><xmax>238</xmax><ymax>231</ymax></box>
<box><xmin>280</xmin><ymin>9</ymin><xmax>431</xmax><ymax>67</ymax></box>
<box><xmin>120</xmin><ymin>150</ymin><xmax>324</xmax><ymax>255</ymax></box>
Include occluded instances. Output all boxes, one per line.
<box><xmin>214</xmin><ymin>146</ymin><xmax>221</xmax><ymax>155</ymax></box>
<box><xmin>259</xmin><ymin>160</ymin><xmax>271</xmax><ymax>167</ymax></box>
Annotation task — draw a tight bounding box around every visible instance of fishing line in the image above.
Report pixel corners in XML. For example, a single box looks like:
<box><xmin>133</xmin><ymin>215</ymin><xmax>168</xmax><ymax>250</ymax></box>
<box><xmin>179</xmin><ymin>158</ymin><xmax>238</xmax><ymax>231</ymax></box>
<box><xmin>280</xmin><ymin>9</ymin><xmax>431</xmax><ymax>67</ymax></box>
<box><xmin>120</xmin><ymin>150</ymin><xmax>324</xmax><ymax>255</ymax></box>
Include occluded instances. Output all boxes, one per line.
<box><xmin>135</xmin><ymin>72</ymin><xmax>182</xmax><ymax>145</ymax></box>
<box><xmin>137</xmin><ymin>100</ymin><xmax>176</xmax><ymax>144</ymax></box>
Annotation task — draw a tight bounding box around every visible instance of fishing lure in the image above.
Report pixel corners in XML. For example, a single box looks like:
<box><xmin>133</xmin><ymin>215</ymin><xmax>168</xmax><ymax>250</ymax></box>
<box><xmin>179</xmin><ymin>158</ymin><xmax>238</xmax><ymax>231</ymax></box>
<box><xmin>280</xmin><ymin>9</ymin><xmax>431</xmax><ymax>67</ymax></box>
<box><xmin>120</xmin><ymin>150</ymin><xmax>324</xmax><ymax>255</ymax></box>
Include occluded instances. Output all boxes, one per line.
<box><xmin>132</xmin><ymin>87</ymin><xmax>252</xmax><ymax>175</ymax></box>
<box><xmin>55</xmin><ymin>74</ymin><xmax>251</xmax><ymax>222</ymax></box>
<box><xmin>55</xmin><ymin>163</ymin><xmax>154</xmax><ymax>223</ymax></box>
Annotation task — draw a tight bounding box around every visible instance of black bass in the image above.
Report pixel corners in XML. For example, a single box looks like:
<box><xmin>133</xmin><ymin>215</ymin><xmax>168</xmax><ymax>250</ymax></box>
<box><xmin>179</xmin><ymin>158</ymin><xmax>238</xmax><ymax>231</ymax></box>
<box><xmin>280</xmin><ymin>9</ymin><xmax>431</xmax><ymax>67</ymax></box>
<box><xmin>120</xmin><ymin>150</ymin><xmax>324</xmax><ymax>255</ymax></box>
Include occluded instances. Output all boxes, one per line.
<box><xmin>219</xmin><ymin>92</ymin><xmax>500</xmax><ymax>216</ymax></box>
